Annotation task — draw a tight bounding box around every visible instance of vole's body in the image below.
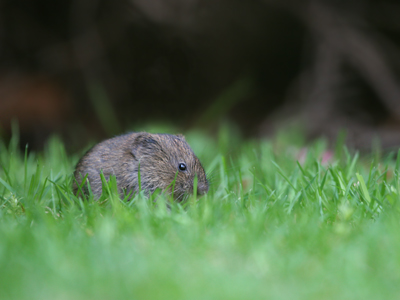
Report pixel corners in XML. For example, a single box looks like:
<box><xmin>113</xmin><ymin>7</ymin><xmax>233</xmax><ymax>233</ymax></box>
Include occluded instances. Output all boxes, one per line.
<box><xmin>73</xmin><ymin>132</ymin><xmax>208</xmax><ymax>200</ymax></box>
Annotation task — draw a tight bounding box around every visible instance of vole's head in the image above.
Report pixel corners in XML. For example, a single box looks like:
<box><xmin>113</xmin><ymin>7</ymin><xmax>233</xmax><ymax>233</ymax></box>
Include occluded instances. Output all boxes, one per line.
<box><xmin>131</xmin><ymin>133</ymin><xmax>208</xmax><ymax>201</ymax></box>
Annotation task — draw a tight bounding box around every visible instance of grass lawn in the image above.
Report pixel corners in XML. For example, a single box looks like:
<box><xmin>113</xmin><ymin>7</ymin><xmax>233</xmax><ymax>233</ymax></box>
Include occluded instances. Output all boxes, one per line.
<box><xmin>1</xmin><ymin>126</ymin><xmax>400</xmax><ymax>300</ymax></box>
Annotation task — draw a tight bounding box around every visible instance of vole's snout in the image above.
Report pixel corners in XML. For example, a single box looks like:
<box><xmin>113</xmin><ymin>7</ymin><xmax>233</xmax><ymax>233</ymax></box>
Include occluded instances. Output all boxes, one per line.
<box><xmin>197</xmin><ymin>183</ymin><xmax>209</xmax><ymax>195</ymax></box>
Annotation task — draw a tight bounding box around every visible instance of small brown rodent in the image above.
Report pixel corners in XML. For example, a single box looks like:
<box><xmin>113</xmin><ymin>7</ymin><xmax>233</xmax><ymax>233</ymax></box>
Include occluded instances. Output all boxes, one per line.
<box><xmin>73</xmin><ymin>132</ymin><xmax>209</xmax><ymax>201</ymax></box>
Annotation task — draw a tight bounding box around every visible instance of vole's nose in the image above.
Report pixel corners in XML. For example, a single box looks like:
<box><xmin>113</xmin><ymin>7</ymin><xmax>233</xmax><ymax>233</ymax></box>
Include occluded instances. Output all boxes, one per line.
<box><xmin>197</xmin><ymin>183</ymin><xmax>209</xmax><ymax>195</ymax></box>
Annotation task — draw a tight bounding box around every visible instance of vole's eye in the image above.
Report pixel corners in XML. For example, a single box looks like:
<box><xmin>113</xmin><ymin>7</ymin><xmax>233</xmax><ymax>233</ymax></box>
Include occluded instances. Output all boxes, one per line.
<box><xmin>178</xmin><ymin>163</ymin><xmax>187</xmax><ymax>171</ymax></box>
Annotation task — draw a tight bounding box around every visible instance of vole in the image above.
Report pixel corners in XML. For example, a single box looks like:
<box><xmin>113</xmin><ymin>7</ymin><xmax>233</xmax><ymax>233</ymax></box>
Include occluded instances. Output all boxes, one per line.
<box><xmin>73</xmin><ymin>132</ymin><xmax>209</xmax><ymax>201</ymax></box>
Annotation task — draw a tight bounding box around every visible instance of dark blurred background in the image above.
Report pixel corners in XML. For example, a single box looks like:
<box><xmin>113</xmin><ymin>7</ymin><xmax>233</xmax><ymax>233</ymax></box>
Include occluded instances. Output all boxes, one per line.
<box><xmin>1</xmin><ymin>0</ymin><xmax>400</xmax><ymax>151</ymax></box>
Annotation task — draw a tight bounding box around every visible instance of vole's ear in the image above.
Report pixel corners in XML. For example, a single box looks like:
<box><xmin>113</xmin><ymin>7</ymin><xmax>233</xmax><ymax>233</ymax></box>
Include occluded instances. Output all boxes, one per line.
<box><xmin>131</xmin><ymin>133</ymin><xmax>160</xmax><ymax>159</ymax></box>
<box><xmin>176</xmin><ymin>134</ymin><xmax>186</xmax><ymax>141</ymax></box>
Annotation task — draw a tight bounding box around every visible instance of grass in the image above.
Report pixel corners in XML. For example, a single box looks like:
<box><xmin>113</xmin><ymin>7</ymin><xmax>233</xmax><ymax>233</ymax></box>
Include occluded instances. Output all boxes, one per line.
<box><xmin>1</xmin><ymin>125</ymin><xmax>400</xmax><ymax>300</ymax></box>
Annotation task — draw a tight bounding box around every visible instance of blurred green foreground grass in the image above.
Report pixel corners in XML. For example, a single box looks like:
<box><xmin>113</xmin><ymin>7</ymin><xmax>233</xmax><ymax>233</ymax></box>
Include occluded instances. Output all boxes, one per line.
<box><xmin>1</xmin><ymin>126</ymin><xmax>400</xmax><ymax>300</ymax></box>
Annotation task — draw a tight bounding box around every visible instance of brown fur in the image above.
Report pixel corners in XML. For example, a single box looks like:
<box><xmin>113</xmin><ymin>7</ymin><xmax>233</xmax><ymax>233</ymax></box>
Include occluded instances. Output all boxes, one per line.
<box><xmin>73</xmin><ymin>132</ymin><xmax>208</xmax><ymax>201</ymax></box>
